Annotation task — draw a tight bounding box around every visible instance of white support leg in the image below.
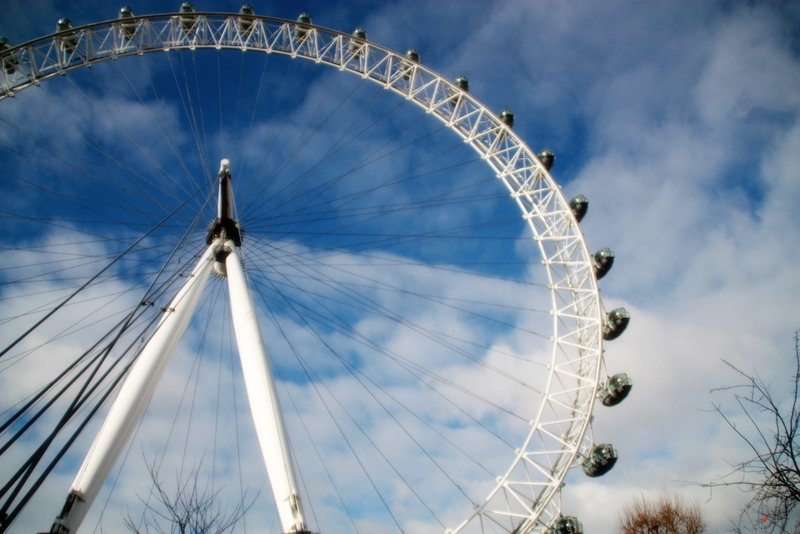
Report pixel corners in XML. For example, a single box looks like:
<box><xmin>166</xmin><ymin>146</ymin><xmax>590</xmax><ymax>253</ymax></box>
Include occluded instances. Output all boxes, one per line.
<box><xmin>51</xmin><ymin>244</ymin><xmax>217</xmax><ymax>533</ymax></box>
<box><xmin>224</xmin><ymin>241</ymin><xmax>308</xmax><ymax>534</ymax></box>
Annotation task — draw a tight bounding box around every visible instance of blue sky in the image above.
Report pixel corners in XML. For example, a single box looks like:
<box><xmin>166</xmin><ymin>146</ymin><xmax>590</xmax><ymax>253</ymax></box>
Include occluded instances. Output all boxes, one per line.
<box><xmin>1</xmin><ymin>1</ymin><xmax>800</xmax><ymax>533</ymax></box>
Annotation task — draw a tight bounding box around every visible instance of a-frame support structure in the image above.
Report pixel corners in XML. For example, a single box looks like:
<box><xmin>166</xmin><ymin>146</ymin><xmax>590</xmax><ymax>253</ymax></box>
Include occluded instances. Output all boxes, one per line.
<box><xmin>50</xmin><ymin>161</ymin><xmax>310</xmax><ymax>534</ymax></box>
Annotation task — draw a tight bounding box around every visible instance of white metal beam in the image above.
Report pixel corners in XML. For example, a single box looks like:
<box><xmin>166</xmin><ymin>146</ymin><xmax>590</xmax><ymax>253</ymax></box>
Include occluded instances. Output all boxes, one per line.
<box><xmin>224</xmin><ymin>241</ymin><xmax>308</xmax><ymax>534</ymax></box>
<box><xmin>50</xmin><ymin>244</ymin><xmax>216</xmax><ymax>533</ymax></box>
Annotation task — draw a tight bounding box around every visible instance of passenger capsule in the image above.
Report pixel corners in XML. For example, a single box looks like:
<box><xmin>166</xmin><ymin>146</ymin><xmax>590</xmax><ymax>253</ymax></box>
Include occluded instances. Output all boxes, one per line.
<box><xmin>569</xmin><ymin>194</ymin><xmax>588</xmax><ymax>223</ymax></box>
<box><xmin>118</xmin><ymin>7</ymin><xmax>137</xmax><ymax>40</ymax></box>
<box><xmin>238</xmin><ymin>5</ymin><xmax>255</xmax><ymax>35</ymax></box>
<box><xmin>601</xmin><ymin>373</ymin><xmax>633</xmax><ymax>407</ymax></box>
<box><xmin>401</xmin><ymin>48</ymin><xmax>419</xmax><ymax>81</ymax></box>
<box><xmin>179</xmin><ymin>3</ymin><xmax>196</xmax><ymax>35</ymax></box>
<box><xmin>548</xmin><ymin>516</ymin><xmax>584</xmax><ymax>534</ymax></box>
<box><xmin>56</xmin><ymin>18</ymin><xmax>78</xmax><ymax>53</ymax></box>
<box><xmin>295</xmin><ymin>13</ymin><xmax>312</xmax><ymax>41</ymax></box>
<box><xmin>499</xmin><ymin>108</ymin><xmax>514</xmax><ymax>129</ymax></box>
<box><xmin>450</xmin><ymin>75</ymin><xmax>469</xmax><ymax>106</ymax></box>
<box><xmin>603</xmin><ymin>307</ymin><xmax>630</xmax><ymax>341</ymax></box>
<box><xmin>583</xmin><ymin>443</ymin><xmax>618</xmax><ymax>477</ymax></box>
<box><xmin>350</xmin><ymin>27</ymin><xmax>367</xmax><ymax>57</ymax></box>
<box><xmin>537</xmin><ymin>148</ymin><xmax>555</xmax><ymax>172</ymax></box>
<box><xmin>56</xmin><ymin>18</ymin><xmax>73</xmax><ymax>32</ymax></box>
<box><xmin>593</xmin><ymin>247</ymin><xmax>615</xmax><ymax>280</ymax></box>
<box><xmin>0</xmin><ymin>37</ymin><xmax>18</xmax><ymax>74</ymax></box>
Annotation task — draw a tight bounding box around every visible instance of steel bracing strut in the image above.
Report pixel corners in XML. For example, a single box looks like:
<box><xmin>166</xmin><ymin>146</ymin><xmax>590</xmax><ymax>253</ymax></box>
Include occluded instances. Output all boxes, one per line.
<box><xmin>50</xmin><ymin>161</ymin><xmax>308</xmax><ymax>534</ymax></box>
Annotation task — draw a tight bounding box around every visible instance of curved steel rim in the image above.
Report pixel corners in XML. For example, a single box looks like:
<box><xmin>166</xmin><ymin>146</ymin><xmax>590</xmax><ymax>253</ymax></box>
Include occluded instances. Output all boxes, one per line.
<box><xmin>0</xmin><ymin>12</ymin><xmax>605</xmax><ymax>534</ymax></box>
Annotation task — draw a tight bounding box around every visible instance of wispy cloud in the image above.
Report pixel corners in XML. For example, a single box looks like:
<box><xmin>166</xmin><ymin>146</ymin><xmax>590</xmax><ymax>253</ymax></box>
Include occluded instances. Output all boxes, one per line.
<box><xmin>1</xmin><ymin>1</ymin><xmax>799</xmax><ymax>533</ymax></box>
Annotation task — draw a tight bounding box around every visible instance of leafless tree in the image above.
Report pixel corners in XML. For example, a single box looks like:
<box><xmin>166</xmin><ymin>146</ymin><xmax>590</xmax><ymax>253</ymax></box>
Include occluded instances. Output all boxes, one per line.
<box><xmin>619</xmin><ymin>493</ymin><xmax>705</xmax><ymax>534</ymax></box>
<box><xmin>124</xmin><ymin>462</ymin><xmax>256</xmax><ymax>534</ymax></box>
<box><xmin>705</xmin><ymin>331</ymin><xmax>800</xmax><ymax>533</ymax></box>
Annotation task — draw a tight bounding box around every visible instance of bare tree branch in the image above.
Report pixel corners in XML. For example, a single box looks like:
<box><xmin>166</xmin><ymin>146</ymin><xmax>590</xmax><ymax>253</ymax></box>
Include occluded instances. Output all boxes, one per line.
<box><xmin>704</xmin><ymin>330</ymin><xmax>800</xmax><ymax>534</ymax></box>
<box><xmin>125</xmin><ymin>461</ymin><xmax>258</xmax><ymax>534</ymax></box>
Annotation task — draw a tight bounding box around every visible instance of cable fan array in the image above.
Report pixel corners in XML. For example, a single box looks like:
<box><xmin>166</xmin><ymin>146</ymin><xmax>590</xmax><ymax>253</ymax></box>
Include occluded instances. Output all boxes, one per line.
<box><xmin>0</xmin><ymin>5</ymin><xmax>635</xmax><ymax>534</ymax></box>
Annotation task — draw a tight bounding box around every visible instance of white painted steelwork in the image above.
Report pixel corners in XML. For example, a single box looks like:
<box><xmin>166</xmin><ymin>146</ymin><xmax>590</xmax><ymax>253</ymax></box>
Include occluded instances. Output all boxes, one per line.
<box><xmin>52</xmin><ymin>158</ymin><xmax>308</xmax><ymax>533</ymax></box>
<box><xmin>0</xmin><ymin>12</ymin><xmax>611</xmax><ymax>534</ymax></box>
<box><xmin>224</xmin><ymin>241</ymin><xmax>308</xmax><ymax>534</ymax></box>
<box><xmin>51</xmin><ymin>244</ymin><xmax>217</xmax><ymax>533</ymax></box>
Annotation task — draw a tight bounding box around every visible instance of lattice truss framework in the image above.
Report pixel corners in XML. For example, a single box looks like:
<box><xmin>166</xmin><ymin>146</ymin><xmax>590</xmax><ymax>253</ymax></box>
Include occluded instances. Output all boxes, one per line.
<box><xmin>0</xmin><ymin>13</ymin><xmax>608</xmax><ymax>534</ymax></box>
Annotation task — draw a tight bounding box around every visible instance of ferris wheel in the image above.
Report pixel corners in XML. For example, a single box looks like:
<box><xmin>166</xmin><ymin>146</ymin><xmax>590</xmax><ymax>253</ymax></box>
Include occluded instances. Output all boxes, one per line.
<box><xmin>0</xmin><ymin>6</ymin><xmax>633</xmax><ymax>534</ymax></box>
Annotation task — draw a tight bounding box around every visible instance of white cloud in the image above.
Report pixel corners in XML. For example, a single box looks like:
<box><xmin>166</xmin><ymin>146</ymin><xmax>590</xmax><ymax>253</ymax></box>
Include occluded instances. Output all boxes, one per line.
<box><xmin>2</xmin><ymin>2</ymin><xmax>800</xmax><ymax>534</ymax></box>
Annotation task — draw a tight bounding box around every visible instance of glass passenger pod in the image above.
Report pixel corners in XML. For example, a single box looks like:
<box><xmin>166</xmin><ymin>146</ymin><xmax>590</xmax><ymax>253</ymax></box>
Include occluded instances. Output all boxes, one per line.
<box><xmin>118</xmin><ymin>7</ymin><xmax>137</xmax><ymax>40</ymax></box>
<box><xmin>603</xmin><ymin>307</ymin><xmax>630</xmax><ymax>341</ymax></box>
<box><xmin>56</xmin><ymin>18</ymin><xmax>78</xmax><ymax>53</ymax></box>
<box><xmin>401</xmin><ymin>48</ymin><xmax>419</xmax><ymax>81</ymax></box>
<box><xmin>179</xmin><ymin>2</ymin><xmax>197</xmax><ymax>35</ymax></box>
<box><xmin>499</xmin><ymin>108</ymin><xmax>515</xmax><ymax>128</ymax></box>
<box><xmin>537</xmin><ymin>148</ymin><xmax>555</xmax><ymax>171</ymax></box>
<box><xmin>0</xmin><ymin>37</ymin><xmax>18</xmax><ymax>74</ymax></box>
<box><xmin>601</xmin><ymin>373</ymin><xmax>633</xmax><ymax>407</ymax></box>
<box><xmin>295</xmin><ymin>13</ymin><xmax>312</xmax><ymax>41</ymax></box>
<box><xmin>496</xmin><ymin>108</ymin><xmax>514</xmax><ymax>142</ymax></box>
<box><xmin>569</xmin><ymin>194</ymin><xmax>589</xmax><ymax>223</ymax></box>
<box><xmin>593</xmin><ymin>247</ymin><xmax>615</xmax><ymax>280</ymax></box>
<box><xmin>238</xmin><ymin>4</ymin><xmax>255</xmax><ymax>36</ymax></box>
<box><xmin>450</xmin><ymin>75</ymin><xmax>469</xmax><ymax>106</ymax></box>
<box><xmin>350</xmin><ymin>27</ymin><xmax>367</xmax><ymax>58</ymax></box>
<box><xmin>583</xmin><ymin>443</ymin><xmax>618</xmax><ymax>477</ymax></box>
<box><xmin>547</xmin><ymin>516</ymin><xmax>584</xmax><ymax>534</ymax></box>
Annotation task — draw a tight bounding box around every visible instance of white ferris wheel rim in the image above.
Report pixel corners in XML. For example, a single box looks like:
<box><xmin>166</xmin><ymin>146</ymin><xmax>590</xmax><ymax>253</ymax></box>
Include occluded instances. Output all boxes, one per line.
<box><xmin>0</xmin><ymin>11</ymin><xmax>607</xmax><ymax>534</ymax></box>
